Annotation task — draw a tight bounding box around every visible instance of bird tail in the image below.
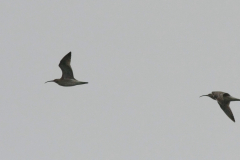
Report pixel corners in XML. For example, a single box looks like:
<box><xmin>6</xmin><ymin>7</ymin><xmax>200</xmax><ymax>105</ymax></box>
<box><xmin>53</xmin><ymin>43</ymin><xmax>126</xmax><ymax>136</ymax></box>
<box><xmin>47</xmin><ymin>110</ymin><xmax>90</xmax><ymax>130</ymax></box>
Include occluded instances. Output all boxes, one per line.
<box><xmin>229</xmin><ymin>96</ymin><xmax>240</xmax><ymax>101</ymax></box>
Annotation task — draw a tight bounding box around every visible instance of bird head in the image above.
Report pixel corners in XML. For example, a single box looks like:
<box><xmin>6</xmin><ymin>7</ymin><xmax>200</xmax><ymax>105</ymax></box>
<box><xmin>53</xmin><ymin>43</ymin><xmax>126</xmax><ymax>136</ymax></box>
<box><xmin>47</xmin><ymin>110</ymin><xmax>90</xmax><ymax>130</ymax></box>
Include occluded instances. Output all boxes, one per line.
<box><xmin>200</xmin><ymin>93</ymin><xmax>215</xmax><ymax>100</ymax></box>
<box><xmin>45</xmin><ymin>79</ymin><xmax>59</xmax><ymax>84</ymax></box>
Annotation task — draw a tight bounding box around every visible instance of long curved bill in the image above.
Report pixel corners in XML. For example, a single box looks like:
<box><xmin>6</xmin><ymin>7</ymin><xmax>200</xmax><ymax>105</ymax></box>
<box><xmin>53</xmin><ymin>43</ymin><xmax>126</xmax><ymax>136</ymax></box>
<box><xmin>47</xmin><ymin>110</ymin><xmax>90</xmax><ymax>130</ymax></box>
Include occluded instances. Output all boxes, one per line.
<box><xmin>45</xmin><ymin>80</ymin><xmax>54</xmax><ymax>83</ymax></box>
<box><xmin>200</xmin><ymin>95</ymin><xmax>208</xmax><ymax>97</ymax></box>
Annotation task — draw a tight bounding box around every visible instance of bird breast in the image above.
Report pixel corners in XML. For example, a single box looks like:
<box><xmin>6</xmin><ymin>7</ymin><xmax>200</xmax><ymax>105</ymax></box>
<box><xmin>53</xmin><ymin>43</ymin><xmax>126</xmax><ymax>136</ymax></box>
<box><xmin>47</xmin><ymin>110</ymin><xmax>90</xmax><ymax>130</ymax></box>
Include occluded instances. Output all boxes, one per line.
<box><xmin>57</xmin><ymin>79</ymin><xmax>80</xmax><ymax>86</ymax></box>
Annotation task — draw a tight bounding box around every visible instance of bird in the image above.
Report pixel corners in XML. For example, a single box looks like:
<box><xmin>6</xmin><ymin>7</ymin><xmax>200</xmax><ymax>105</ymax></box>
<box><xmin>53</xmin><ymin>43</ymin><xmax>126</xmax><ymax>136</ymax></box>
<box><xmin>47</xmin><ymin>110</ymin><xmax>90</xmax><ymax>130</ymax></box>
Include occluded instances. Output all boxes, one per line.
<box><xmin>45</xmin><ymin>52</ymin><xmax>88</xmax><ymax>87</ymax></box>
<box><xmin>200</xmin><ymin>91</ymin><xmax>240</xmax><ymax>122</ymax></box>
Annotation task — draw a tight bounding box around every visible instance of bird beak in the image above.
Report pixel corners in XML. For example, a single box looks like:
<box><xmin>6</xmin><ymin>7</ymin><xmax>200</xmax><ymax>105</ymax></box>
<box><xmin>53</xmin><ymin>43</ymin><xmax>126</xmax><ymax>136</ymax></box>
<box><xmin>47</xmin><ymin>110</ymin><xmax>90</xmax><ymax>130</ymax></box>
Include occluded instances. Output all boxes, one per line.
<box><xmin>200</xmin><ymin>95</ymin><xmax>209</xmax><ymax>98</ymax></box>
<box><xmin>45</xmin><ymin>80</ymin><xmax>54</xmax><ymax>83</ymax></box>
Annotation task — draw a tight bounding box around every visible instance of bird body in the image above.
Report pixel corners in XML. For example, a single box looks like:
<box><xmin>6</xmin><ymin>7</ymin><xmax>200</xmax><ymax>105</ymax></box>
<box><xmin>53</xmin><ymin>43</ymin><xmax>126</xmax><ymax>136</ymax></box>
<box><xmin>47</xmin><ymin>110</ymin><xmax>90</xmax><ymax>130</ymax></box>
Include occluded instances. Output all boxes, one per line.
<box><xmin>200</xmin><ymin>91</ymin><xmax>240</xmax><ymax>122</ymax></box>
<box><xmin>51</xmin><ymin>79</ymin><xmax>88</xmax><ymax>86</ymax></box>
<box><xmin>45</xmin><ymin>52</ymin><xmax>88</xmax><ymax>87</ymax></box>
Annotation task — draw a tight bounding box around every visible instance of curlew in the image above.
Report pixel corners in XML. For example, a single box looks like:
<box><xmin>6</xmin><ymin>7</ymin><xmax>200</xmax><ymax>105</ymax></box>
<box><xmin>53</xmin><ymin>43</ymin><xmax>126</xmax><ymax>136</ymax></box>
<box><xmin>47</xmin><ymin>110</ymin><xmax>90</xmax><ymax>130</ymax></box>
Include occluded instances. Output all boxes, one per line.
<box><xmin>200</xmin><ymin>91</ymin><xmax>240</xmax><ymax>122</ymax></box>
<box><xmin>45</xmin><ymin>52</ymin><xmax>88</xmax><ymax>87</ymax></box>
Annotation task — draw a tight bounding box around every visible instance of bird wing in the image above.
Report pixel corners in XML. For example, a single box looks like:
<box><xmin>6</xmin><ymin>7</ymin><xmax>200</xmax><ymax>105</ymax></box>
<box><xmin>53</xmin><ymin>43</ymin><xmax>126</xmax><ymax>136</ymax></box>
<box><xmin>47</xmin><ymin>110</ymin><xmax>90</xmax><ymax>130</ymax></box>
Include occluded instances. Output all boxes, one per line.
<box><xmin>59</xmin><ymin>52</ymin><xmax>74</xmax><ymax>79</ymax></box>
<box><xmin>217</xmin><ymin>102</ymin><xmax>235</xmax><ymax>122</ymax></box>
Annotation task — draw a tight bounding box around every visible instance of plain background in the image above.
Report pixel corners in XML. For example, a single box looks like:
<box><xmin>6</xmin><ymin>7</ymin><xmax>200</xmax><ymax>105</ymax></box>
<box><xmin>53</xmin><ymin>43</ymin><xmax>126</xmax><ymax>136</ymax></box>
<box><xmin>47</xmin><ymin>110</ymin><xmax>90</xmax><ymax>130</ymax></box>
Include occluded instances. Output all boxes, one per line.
<box><xmin>1</xmin><ymin>1</ymin><xmax>240</xmax><ymax>159</ymax></box>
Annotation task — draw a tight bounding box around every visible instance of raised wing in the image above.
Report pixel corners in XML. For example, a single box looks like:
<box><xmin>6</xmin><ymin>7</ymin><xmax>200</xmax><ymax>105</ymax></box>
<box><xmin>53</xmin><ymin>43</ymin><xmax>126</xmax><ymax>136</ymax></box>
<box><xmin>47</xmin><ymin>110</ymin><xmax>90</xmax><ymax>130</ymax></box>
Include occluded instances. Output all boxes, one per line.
<box><xmin>218</xmin><ymin>102</ymin><xmax>235</xmax><ymax>122</ymax></box>
<box><xmin>59</xmin><ymin>52</ymin><xmax>74</xmax><ymax>79</ymax></box>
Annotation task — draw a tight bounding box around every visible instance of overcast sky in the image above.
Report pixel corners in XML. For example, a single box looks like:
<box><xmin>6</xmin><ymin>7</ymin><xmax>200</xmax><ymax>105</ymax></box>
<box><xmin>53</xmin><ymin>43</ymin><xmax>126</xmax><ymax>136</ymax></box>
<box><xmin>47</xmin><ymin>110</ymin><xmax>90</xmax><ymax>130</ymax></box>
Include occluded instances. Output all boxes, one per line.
<box><xmin>1</xmin><ymin>1</ymin><xmax>240</xmax><ymax>160</ymax></box>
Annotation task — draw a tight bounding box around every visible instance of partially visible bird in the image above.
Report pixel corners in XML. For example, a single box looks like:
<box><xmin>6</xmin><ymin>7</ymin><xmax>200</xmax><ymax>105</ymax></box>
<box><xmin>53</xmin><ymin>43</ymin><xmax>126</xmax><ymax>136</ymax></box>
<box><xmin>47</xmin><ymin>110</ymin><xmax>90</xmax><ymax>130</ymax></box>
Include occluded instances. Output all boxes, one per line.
<box><xmin>200</xmin><ymin>91</ymin><xmax>240</xmax><ymax>122</ymax></box>
<box><xmin>45</xmin><ymin>52</ymin><xmax>88</xmax><ymax>87</ymax></box>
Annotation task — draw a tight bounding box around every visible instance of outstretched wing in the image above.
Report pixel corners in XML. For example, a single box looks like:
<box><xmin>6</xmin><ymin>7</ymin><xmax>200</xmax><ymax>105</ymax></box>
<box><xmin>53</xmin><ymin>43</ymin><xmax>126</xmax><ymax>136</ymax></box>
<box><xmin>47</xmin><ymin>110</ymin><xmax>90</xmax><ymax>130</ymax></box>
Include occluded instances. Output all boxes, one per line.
<box><xmin>218</xmin><ymin>102</ymin><xmax>235</xmax><ymax>122</ymax></box>
<box><xmin>59</xmin><ymin>52</ymin><xmax>74</xmax><ymax>79</ymax></box>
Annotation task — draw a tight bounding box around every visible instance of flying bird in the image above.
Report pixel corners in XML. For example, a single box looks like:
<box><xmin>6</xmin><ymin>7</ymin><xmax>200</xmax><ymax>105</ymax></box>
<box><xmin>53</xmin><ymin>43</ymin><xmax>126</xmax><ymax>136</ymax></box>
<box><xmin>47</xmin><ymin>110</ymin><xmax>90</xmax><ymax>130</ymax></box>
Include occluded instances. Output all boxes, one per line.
<box><xmin>200</xmin><ymin>91</ymin><xmax>240</xmax><ymax>122</ymax></box>
<box><xmin>45</xmin><ymin>52</ymin><xmax>88</xmax><ymax>86</ymax></box>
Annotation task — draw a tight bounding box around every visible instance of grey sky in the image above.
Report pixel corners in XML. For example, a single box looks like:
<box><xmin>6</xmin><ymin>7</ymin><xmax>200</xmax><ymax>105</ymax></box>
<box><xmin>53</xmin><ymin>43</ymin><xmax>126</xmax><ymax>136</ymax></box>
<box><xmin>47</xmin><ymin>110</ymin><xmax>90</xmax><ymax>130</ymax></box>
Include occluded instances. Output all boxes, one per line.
<box><xmin>1</xmin><ymin>1</ymin><xmax>240</xmax><ymax>159</ymax></box>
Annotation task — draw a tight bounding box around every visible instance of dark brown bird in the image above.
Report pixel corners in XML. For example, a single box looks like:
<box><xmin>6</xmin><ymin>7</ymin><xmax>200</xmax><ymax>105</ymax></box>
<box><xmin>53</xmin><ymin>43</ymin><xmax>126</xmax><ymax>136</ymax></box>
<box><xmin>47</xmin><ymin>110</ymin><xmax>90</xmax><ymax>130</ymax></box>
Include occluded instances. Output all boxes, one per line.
<box><xmin>200</xmin><ymin>91</ymin><xmax>240</xmax><ymax>122</ymax></box>
<box><xmin>45</xmin><ymin>52</ymin><xmax>88</xmax><ymax>86</ymax></box>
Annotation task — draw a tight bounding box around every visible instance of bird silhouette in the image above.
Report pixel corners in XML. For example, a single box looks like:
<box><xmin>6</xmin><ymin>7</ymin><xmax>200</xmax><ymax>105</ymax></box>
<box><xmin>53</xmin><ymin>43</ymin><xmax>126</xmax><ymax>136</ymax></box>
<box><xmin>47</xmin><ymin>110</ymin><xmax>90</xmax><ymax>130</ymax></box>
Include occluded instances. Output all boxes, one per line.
<box><xmin>200</xmin><ymin>91</ymin><xmax>240</xmax><ymax>122</ymax></box>
<box><xmin>45</xmin><ymin>52</ymin><xmax>88</xmax><ymax>86</ymax></box>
